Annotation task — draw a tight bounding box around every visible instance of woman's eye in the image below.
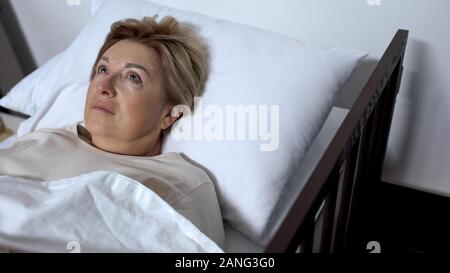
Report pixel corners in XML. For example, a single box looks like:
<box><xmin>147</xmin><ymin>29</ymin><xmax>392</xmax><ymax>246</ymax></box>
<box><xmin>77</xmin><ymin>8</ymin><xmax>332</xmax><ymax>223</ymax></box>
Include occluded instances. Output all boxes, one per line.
<box><xmin>97</xmin><ymin>65</ymin><xmax>107</xmax><ymax>74</ymax></box>
<box><xmin>128</xmin><ymin>73</ymin><xmax>142</xmax><ymax>84</ymax></box>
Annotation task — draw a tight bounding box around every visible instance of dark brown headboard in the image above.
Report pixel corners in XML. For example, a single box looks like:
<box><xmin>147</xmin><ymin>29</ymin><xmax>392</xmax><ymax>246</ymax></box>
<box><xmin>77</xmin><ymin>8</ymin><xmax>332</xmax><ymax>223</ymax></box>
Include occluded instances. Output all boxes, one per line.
<box><xmin>265</xmin><ymin>29</ymin><xmax>409</xmax><ymax>253</ymax></box>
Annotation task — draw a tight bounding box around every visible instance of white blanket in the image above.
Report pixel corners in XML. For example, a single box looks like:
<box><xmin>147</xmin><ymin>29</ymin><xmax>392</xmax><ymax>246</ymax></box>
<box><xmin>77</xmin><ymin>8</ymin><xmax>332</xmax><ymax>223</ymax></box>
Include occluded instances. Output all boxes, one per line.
<box><xmin>0</xmin><ymin>171</ymin><xmax>223</xmax><ymax>253</ymax></box>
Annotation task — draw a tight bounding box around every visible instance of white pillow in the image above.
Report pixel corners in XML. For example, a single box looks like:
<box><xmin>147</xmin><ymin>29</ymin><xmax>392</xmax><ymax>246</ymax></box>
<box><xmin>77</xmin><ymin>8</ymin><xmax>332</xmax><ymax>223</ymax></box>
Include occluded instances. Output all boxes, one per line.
<box><xmin>0</xmin><ymin>53</ymin><xmax>63</xmax><ymax>115</ymax></box>
<box><xmin>0</xmin><ymin>0</ymin><xmax>367</xmax><ymax>245</ymax></box>
<box><xmin>15</xmin><ymin>81</ymin><xmax>88</xmax><ymax>136</ymax></box>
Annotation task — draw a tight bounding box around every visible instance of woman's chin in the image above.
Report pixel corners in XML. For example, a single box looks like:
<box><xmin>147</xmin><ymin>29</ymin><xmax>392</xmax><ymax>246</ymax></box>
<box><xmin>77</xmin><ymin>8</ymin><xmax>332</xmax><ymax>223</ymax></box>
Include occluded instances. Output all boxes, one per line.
<box><xmin>85</xmin><ymin>119</ymin><xmax>114</xmax><ymax>137</ymax></box>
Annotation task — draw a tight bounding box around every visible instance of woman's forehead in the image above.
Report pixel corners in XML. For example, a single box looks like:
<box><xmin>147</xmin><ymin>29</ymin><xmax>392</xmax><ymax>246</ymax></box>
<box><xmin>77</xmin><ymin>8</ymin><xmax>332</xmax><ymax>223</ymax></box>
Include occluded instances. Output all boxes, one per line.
<box><xmin>103</xmin><ymin>40</ymin><xmax>160</xmax><ymax>73</ymax></box>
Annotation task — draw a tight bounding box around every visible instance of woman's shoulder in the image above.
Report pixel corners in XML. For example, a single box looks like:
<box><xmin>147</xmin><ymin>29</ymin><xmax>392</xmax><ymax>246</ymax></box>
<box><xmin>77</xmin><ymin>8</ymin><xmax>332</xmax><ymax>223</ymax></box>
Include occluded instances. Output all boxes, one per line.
<box><xmin>16</xmin><ymin>123</ymin><xmax>80</xmax><ymax>142</ymax></box>
<box><xmin>159</xmin><ymin>152</ymin><xmax>214</xmax><ymax>185</ymax></box>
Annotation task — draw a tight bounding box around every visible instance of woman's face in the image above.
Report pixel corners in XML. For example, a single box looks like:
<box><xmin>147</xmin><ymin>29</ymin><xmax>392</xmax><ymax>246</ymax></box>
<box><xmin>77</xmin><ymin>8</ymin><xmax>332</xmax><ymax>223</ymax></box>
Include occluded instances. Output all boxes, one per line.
<box><xmin>85</xmin><ymin>39</ymin><xmax>171</xmax><ymax>147</ymax></box>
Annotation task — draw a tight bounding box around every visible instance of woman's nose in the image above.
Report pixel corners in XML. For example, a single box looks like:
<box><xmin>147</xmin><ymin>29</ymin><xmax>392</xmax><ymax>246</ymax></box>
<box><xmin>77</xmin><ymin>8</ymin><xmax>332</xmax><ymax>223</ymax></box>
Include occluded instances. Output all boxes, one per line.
<box><xmin>97</xmin><ymin>76</ymin><xmax>117</xmax><ymax>97</ymax></box>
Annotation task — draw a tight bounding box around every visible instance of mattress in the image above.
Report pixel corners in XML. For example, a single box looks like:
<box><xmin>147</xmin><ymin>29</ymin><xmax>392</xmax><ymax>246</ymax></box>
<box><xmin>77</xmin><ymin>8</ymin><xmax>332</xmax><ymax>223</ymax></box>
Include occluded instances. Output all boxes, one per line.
<box><xmin>224</xmin><ymin>106</ymin><xmax>349</xmax><ymax>253</ymax></box>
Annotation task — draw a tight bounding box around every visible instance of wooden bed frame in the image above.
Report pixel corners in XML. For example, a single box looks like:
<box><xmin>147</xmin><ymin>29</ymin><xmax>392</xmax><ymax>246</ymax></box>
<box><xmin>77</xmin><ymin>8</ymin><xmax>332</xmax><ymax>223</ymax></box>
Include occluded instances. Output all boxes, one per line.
<box><xmin>265</xmin><ymin>29</ymin><xmax>409</xmax><ymax>253</ymax></box>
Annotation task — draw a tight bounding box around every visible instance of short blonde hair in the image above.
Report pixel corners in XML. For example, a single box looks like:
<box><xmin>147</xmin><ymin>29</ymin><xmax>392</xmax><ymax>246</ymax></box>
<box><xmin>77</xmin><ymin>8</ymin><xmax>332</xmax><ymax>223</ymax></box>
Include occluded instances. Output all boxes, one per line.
<box><xmin>90</xmin><ymin>15</ymin><xmax>209</xmax><ymax>110</ymax></box>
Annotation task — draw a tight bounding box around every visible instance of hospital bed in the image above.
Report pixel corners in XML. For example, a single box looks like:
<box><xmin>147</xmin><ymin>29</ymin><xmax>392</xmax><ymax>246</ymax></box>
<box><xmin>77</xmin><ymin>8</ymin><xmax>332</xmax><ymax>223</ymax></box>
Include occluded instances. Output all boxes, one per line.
<box><xmin>222</xmin><ymin>29</ymin><xmax>408</xmax><ymax>253</ymax></box>
<box><xmin>0</xmin><ymin>95</ymin><xmax>349</xmax><ymax>254</ymax></box>
<box><xmin>264</xmin><ymin>30</ymin><xmax>408</xmax><ymax>253</ymax></box>
<box><xmin>0</xmin><ymin>0</ymin><xmax>408</xmax><ymax>253</ymax></box>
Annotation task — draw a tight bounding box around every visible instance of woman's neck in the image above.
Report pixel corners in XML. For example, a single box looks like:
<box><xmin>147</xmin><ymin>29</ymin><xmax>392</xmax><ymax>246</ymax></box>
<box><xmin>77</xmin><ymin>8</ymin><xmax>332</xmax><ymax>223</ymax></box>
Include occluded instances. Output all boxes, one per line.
<box><xmin>77</xmin><ymin>125</ymin><xmax>161</xmax><ymax>156</ymax></box>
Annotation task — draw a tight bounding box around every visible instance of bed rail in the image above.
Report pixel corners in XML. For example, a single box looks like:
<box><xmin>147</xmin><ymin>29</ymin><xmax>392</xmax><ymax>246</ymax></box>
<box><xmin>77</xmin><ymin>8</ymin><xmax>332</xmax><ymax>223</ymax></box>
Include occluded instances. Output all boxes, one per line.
<box><xmin>265</xmin><ymin>29</ymin><xmax>409</xmax><ymax>253</ymax></box>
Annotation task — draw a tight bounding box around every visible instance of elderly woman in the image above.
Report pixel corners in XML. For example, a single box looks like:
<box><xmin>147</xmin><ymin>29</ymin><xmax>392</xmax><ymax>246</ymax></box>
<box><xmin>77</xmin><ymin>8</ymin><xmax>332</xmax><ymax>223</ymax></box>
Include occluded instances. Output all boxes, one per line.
<box><xmin>0</xmin><ymin>16</ymin><xmax>225</xmax><ymax>249</ymax></box>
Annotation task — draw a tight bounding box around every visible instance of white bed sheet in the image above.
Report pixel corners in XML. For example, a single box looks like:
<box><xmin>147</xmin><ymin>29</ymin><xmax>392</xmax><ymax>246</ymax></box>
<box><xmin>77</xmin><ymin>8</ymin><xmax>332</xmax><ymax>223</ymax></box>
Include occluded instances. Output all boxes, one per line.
<box><xmin>0</xmin><ymin>171</ymin><xmax>223</xmax><ymax>252</ymax></box>
<box><xmin>224</xmin><ymin>106</ymin><xmax>349</xmax><ymax>253</ymax></box>
<box><xmin>0</xmin><ymin>106</ymin><xmax>348</xmax><ymax>253</ymax></box>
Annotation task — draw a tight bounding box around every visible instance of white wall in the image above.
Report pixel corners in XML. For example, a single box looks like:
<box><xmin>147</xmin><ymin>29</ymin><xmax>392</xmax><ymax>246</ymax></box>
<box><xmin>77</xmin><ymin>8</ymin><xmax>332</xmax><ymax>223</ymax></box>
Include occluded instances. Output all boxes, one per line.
<box><xmin>7</xmin><ymin>0</ymin><xmax>450</xmax><ymax>197</ymax></box>
<box><xmin>8</xmin><ymin>0</ymin><xmax>91</xmax><ymax>66</ymax></box>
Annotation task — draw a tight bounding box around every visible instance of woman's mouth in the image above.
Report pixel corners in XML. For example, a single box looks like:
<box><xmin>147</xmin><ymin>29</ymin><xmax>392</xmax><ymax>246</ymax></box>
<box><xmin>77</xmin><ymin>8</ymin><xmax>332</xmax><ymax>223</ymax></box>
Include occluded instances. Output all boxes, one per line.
<box><xmin>92</xmin><ymin>103</ymin><xmax>115</xmax><ymax>114</ymax></box>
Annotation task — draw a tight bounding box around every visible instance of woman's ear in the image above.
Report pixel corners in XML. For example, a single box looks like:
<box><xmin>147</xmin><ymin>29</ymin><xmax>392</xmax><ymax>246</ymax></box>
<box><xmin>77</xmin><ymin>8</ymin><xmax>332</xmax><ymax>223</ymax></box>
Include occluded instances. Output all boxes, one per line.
<box><xmin>160</xmin><ymin>105</ymin><xmax>183</xmax><ymax>130</ymax></box>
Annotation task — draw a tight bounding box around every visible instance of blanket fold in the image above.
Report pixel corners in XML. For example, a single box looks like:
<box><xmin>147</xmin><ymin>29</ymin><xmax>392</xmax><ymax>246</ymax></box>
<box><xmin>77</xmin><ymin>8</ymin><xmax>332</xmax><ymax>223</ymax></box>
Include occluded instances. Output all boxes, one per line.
<box><xmin>0</xmin><ymin>171</ymin><xmax>223</xmax><ymax>253</ymax></box>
